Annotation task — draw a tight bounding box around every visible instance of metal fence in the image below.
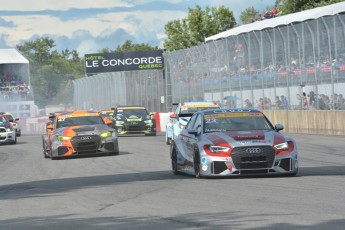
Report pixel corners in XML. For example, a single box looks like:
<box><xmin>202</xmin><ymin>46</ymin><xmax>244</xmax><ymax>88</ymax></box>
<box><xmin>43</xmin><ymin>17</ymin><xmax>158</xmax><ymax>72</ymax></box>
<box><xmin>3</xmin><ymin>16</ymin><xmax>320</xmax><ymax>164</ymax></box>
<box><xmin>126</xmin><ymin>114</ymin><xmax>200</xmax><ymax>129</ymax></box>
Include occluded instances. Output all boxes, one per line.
<box><xmin>164</xmin><ymin>13</ymin><xmax>345</xmax><ymax>112</ymax></box>
<box><xmin>73</xmin><ymin>12</ymin><xmax>345</xmax><ymax>113</ymax></box>
<box><xmin>73</xmin><ymin>70</ymin><xmax>165</xmax><ymax>113</ymax></box>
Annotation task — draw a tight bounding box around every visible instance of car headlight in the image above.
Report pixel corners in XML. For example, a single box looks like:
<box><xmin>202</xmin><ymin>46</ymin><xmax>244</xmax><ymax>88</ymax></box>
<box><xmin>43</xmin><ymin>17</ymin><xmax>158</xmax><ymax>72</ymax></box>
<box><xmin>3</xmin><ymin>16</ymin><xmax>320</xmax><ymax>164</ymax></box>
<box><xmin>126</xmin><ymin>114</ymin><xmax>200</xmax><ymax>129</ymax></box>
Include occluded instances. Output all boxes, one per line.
<box><xmin>144</xmin><ymin>120</ymin><xmax>152</xmax><ymax>124</ymax></box>
<box><xmin>178</xmin><ymin>123</ymin><xmax>186</xmax><ymax>129</ymax></box>
<box><xmin>6</xmin><ymin>128</ymin><xmax>12</xmax><ymax>132</ymax></box>
<box><xmin>57</xmin><ymin>136</ymin><xmax>71</xmax><ymax>141</ymax></box>
<box><xmin>100</xmin><ymin>131</ymin><xmax>112</xmax><ymax>138</ymax></box>
<box><xmin>116</xmin><ymin>121</ymin><xmax>125</xmax><ymax>124</ymax></box>
<box><xmin>274</xmin><ymin>142</ymin><xmax>289</xmax><ymax>150</ymax></box>
<box><xmin>209</xmin><ymin>145</ymin><xmax>230</xmax><ymax>153</ymax></box>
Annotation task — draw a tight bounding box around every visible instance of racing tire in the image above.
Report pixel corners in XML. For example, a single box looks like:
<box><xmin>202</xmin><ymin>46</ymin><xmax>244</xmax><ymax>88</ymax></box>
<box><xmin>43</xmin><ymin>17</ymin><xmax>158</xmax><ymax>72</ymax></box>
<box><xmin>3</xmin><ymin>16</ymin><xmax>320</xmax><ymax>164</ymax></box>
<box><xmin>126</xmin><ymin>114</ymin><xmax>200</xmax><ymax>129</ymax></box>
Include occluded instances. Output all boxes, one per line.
<box><xmin>109</xmin><ymin>151</ymin><xmax>119</xmax><ymax>156</ymax></box>
<box><xmin>166</xmin><ymin>135</ymin><xmax>171</xmax><ymax>145</ymax></box>
<box><xmin>193</xmin><ymin>150</ymin><xmax>202</xmax><ymax>178</ymax></box>
<box><xmin>171</xmin><ymin>144</ymin><xmax>178</xmax><ymax>175</ymax></box>
<box><xmin>16</xmin><ymin>130</ymin><xmax>21</xmax><ymax>137</ymax></box>
<box><xmin>10</xmin><ymin>136</ymin><xmax>17</xmax><ymax>145</ymax></box>
<box><xmin>42</xmin><ymin>137</ymin><xmax>49</xmax><ymax>158</ymax></box>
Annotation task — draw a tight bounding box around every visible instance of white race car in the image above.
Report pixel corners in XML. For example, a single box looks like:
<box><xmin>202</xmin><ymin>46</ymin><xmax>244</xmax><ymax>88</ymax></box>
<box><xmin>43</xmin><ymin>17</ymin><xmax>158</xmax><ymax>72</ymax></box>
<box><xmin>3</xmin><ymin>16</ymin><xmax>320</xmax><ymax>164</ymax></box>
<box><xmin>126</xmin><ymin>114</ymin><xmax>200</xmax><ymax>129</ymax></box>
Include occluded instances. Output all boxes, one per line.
<box><xmin>165</xmin><ymin>102</ymin><xmax>220</xmax><ymax>145</ymax></box>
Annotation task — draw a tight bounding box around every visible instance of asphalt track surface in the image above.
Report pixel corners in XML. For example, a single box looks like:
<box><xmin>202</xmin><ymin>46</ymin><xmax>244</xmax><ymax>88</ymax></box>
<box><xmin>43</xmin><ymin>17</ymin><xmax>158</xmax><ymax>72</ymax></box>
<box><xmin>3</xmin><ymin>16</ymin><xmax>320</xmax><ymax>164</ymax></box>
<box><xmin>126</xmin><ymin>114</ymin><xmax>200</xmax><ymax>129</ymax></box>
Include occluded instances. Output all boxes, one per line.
<box><xmin>0</xmin><ymin>133</ymin><xmax>345</xmax><ymax>230</ymax></box>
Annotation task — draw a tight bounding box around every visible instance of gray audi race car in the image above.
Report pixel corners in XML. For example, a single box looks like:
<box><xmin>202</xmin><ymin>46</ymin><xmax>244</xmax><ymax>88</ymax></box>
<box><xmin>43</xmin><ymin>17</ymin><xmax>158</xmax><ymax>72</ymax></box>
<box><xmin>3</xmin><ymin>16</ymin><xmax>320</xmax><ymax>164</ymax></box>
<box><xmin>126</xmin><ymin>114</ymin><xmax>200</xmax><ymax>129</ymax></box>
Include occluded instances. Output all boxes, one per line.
<box><xmin>170</xmin><ymin>108</ymin><xmax>298</xmax><ymax>177</ymax></box>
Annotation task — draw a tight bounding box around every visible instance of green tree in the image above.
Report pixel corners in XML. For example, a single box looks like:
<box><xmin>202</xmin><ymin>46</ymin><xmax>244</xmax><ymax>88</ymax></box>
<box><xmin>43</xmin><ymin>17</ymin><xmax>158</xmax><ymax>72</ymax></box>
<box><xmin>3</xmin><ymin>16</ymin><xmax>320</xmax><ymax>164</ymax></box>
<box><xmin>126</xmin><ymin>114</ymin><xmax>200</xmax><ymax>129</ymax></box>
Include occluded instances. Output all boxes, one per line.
<box><xmin>164</xmin><ymin>5</ymin><xmax>236</xmax><ymax>51</ymax></box>
<box><xmin>276</xmin><ymin>0</ymin><xmax>343</xmax><ymax>15</ymax></box>
<box><xmin>240</xmin><ymin>7</ymin><xmax>259</xmax><ymax>24</ymax></box>
<box><xmin>16</xmin><ymin>37</ymin><xmax>84</xmax><ymax>107</ymax></box>
<box><xmin>99</xmin><ymin>40</ymin><xmax>160</xmax><ymax>53</ymax></box>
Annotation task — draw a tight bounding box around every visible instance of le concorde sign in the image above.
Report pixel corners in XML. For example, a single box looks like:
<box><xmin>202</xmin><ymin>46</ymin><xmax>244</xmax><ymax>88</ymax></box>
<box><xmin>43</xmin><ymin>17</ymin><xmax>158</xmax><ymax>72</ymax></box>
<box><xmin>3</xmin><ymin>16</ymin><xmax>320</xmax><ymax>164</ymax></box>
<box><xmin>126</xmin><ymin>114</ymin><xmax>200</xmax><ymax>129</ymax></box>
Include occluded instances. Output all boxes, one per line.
<box><xmin>85</xmin><ymin>50</ymin><xmax>164</xmax><ymax>74</ymax></box>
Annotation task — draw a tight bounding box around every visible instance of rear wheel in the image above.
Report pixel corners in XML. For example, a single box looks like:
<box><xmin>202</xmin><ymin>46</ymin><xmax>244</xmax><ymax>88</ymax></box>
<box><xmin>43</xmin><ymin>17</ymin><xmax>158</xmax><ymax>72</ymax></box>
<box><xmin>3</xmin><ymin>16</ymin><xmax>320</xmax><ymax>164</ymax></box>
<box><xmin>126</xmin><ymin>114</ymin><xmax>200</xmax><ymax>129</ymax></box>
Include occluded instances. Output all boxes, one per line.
<box><xmin>171</xmin><ymin>144</ymin><xmax>178</xmax><ymax>175</ymax></box>
<box><xmin>193</xmin><ymin>150</ymin><xmax>201</xmax><ymax>178</ymax></box>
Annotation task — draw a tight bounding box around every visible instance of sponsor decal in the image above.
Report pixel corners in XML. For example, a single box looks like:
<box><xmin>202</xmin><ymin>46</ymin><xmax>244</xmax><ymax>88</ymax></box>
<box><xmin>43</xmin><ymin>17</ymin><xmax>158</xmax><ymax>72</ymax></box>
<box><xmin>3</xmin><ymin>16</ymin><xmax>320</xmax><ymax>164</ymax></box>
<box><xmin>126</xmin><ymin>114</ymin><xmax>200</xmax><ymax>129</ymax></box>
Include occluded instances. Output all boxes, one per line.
<box><xmin>85</xmin><ymin>50</ymin><xmax>164</xmax><ymax>74</ymax></box>
<box><xmin>202</xmin><ymin>165</ymin><xmax>208</xmax><ymax>171</ymax></box>
<box><xmin>201</xmin><ymin>157</ymin><xmax>207</xmax><ymax>165</ymax></box>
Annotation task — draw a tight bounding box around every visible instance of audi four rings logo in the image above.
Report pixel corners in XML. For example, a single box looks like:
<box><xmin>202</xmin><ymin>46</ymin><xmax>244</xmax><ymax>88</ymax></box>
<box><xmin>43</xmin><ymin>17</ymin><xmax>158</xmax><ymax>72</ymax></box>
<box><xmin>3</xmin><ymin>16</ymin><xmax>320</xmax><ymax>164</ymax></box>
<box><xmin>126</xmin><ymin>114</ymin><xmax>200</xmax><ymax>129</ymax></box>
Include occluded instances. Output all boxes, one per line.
<box><xmin>81</xmin><ymin>136</ymin><xmax>92</xmax><ymax>140</ymax></box>
<box><xmin>245</xmin><ymin>148</ymin><xmax>261</xmax><ymax>153</ymax></box>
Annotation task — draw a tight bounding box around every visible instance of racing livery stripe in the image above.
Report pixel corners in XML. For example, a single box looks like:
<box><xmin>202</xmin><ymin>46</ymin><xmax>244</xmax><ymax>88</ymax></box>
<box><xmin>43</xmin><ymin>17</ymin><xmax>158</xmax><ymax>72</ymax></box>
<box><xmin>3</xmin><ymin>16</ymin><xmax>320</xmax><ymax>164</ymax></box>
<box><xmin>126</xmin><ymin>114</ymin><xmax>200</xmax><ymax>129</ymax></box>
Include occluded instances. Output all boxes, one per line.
<box><xmin>272</xmin><ymin>132</ymin><xmax>285</xmax><ymax>145</ymax></box>
<box><xmin>208</xmin><ymin>133</ymin><xmax>231</xmax><ymax>147</ymax></box>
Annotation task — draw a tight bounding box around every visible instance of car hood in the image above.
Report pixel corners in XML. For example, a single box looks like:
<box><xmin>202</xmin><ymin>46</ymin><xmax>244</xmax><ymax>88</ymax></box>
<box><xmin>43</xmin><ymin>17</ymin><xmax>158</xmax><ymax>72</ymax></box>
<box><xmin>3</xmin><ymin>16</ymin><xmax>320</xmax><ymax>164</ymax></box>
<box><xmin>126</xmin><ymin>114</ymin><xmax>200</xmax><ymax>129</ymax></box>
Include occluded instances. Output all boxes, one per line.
<box><xmin>203</xmin><ymin>130</ymin><xmax>285</xmax><ymax>147</ymax></box>
<box><xmin>54</xmin><ymin>124</ymin><xmax>113</xmax><ymax>136</ymax></box>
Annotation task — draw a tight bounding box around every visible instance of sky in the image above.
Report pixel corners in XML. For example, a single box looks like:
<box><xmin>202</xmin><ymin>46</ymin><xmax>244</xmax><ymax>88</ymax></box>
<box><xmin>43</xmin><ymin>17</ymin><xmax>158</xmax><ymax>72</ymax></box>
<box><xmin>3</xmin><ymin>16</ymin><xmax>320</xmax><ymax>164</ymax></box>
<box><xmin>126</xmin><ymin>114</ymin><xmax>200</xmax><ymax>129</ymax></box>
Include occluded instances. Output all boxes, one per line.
<box><xmin>0</xmin><ymin>0</ymin><xmax>276</xmax><ymax>56</ymax></box>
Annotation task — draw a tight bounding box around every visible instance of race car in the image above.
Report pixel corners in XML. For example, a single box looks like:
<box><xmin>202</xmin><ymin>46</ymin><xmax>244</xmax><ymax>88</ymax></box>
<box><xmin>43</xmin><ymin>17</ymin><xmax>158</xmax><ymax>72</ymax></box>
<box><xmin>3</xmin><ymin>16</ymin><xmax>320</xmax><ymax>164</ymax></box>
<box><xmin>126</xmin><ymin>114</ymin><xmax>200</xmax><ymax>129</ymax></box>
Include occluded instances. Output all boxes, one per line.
<box><xmin>170</xmin><ymin>108</ymin><xmax>298</xmax><ymax>177</ymax></box>
<box><xmin>111</xmin><ymin>106</ymin><xmax>156</xmax><ymax>136</ymax></box>
<box><xmin>42</xmin><ymin>110</ymin><xmax>119</xmax><ymax>159</ymax></box>
<box><xmin>0</xmin><ymin>115</ymin><xmax>17</xmax><ymax>145</ymax></box>
<box><xmin>99</xmin><ymin>109</ymin><xmax>114</xmax><ymax>119</ymax></box>
<box><xmin>165</xmin><ymin>102</ymin><xmax>220</xmax><ymax>145</ymax></box>
<box><xmin>0</xmin><ymin>112</ymin><xmax>21</xmax><ymax>136</ymax></box>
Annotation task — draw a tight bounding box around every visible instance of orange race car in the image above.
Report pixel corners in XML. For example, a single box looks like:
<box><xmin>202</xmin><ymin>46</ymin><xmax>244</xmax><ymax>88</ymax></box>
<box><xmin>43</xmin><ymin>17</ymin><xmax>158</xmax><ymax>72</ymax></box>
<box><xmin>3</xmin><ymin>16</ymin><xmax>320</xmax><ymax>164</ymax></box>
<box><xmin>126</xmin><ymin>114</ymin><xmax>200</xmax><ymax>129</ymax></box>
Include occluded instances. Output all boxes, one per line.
<box><xmin>42</xmin><ymin>110</ymin><xmax>119</xmax><ymax>159</ymax></box>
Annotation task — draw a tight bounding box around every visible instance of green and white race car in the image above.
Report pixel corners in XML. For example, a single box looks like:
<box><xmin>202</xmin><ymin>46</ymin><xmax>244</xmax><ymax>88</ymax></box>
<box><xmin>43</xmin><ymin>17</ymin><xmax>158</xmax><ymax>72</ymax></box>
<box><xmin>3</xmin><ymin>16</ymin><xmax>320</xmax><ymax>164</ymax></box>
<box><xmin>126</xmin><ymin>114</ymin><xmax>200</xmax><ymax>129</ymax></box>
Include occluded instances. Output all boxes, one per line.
<box><xmin>111</xmin><ymin>106</ymin><xmax>156</xmax><ymax>136</ymax></box>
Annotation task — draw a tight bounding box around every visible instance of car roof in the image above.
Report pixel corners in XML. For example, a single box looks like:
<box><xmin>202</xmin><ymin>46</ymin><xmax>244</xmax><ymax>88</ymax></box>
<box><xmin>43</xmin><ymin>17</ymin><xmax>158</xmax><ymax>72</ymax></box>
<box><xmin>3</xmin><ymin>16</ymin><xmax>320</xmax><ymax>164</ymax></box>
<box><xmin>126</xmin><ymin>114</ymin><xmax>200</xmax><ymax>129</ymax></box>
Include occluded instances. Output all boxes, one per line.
<box><xmin>57</xmin><ymin>110</ymin><xmax>101</xmax><ymax>119</ymax></box>
<box><xmin>116</xmin><ymin>106</ymin><xmax>146</xmax><ymax>109</ymax></box>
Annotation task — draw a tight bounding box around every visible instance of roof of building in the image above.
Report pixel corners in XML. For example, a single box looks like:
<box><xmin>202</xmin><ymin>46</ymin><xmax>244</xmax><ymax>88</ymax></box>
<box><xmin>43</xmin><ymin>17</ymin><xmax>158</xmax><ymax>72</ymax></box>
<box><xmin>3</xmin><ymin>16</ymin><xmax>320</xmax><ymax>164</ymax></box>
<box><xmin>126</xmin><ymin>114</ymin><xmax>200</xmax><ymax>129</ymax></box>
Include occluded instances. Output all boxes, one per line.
<box><xmin>205</xmin><ymin>1</ymin><xmax>345</xmax><ymax>42</ymax></box>
<box><xmin>0</xmin><ymin>48</ymin><xmax>29</xmax><ymax>64</ymax></box>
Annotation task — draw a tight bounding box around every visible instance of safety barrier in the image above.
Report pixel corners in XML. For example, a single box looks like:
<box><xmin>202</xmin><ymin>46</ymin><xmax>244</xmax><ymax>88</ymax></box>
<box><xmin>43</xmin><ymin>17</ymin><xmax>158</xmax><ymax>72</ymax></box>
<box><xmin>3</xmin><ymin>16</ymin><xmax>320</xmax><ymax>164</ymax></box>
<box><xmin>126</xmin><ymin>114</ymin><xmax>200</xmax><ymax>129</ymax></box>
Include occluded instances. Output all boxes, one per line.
<box><xmin>20</xmin><ymin>110</ymin><xmax>345</xmax><ymax>136</ymax></box>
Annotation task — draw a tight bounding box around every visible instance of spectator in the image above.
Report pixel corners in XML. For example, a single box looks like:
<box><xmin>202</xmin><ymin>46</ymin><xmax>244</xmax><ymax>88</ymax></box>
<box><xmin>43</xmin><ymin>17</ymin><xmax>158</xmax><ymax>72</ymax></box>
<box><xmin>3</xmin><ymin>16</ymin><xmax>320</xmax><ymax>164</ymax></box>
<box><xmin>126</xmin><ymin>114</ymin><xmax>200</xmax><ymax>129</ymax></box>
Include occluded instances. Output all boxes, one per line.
<box><xmin>243</xmin><ymin>99</ymin><xmax>253</xmax><ymax>108</ymax></box>
<box><xmin>281</xmin><ymin>95</ymin><xmax>289</xmax><ymax>109</ymax></box>
<box><xmin>275</xmin><ymin>96</ymin><xmax>282</xmax><ymax>109</ymax></box>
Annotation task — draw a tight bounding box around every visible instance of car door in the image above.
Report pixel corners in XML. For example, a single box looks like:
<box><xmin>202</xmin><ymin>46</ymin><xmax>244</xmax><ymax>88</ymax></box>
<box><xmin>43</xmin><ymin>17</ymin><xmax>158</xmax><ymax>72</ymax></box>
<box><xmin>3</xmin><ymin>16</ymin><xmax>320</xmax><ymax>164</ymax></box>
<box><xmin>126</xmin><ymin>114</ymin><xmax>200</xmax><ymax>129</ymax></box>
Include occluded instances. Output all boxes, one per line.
<box><xmin>185</xmin><ymin>113</ymin><xmax>202</xmax><ymax>161</ymax></box>
<box><xmin>177</xmin><ymin>113</ymin><xmax>197</xmax><ymax>163</ymax></box>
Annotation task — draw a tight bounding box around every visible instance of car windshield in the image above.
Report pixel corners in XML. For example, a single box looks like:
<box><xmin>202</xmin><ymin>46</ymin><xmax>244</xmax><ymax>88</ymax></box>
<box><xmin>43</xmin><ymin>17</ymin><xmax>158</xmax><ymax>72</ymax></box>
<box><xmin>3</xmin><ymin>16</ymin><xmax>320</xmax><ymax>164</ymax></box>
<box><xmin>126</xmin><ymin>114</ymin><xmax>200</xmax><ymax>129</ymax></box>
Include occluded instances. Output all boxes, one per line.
<box><xmin>56</xmin><ymin>116</ymin><xmax>105</xmax><ymax>128</ymax></box>
<box><xmin>116</xmin><ymin>109</ymin><xmax>148</xmax><ymax>119</ymax></box>
<box><xmin>0</xmin><ymin>116</ymin><xmax>8</xmax><ymax>123</ymax></box>
<box><xmin>180</xmin><ymin>106</ymin><xmax>218</xmax><ymax>114</ymax></box>
<box><xmin>204</xmin><ymin>112</ymin><xmax>273</xmax><ymax>133</ymax></box>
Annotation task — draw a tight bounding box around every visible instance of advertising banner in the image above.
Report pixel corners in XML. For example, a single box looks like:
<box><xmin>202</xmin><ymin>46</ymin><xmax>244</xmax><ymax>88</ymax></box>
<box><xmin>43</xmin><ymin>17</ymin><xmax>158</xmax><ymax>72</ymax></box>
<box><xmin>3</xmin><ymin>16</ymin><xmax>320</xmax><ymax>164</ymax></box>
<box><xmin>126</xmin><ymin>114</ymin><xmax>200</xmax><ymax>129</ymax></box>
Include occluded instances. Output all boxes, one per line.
<box><xmin>85</xmin><ymin>50</ymin><xmax>164</xmax><ymax>74</ymax></box>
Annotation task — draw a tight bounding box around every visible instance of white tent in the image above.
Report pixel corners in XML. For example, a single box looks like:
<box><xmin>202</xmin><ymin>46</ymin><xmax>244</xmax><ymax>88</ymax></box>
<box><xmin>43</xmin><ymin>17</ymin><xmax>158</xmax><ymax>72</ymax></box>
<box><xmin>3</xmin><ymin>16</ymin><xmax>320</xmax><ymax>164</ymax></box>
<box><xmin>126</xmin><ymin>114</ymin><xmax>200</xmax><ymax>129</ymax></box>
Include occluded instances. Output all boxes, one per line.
<box><xmin>205</xmin><ymin>1</ymin><xmax>345</xmax><ymax>42</ymax></box>
<box><xmin>0</xmin><ymin>48</ymin><xmax>30</xmax><ymax>84</ymax></box>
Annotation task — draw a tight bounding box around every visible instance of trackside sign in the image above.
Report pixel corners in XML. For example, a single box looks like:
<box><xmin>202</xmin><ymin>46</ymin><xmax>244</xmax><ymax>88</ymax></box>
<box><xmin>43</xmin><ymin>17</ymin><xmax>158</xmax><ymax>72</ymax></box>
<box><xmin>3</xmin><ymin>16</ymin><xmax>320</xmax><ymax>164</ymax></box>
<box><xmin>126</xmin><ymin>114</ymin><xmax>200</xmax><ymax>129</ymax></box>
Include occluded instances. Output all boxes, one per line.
<box><xmin>84</xmin><ymin>50</ymin><xmax>164</xmax><ymax>74</ymax></box>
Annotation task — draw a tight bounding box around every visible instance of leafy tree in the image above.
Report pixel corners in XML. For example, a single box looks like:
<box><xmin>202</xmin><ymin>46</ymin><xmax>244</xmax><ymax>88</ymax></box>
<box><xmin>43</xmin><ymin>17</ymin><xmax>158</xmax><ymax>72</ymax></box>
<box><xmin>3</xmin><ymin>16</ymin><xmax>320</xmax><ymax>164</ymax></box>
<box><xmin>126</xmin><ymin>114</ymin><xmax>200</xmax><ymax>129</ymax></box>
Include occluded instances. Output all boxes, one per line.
<box><xmin>164</xmin><ymin>5</ymin><xmax>236</xmax><ymax>51</ymax></box>
<box><xmin>16</xmin><ymin>37</ymin><xmax>84</xmax><ymax>107</ymax></box>
<box><xmin>240</xmin><ymin>7</ymin><xmax>259</xmax><ymax>24</ymax></box>
<box><xmin>275</xmin><ymin>0</ymin><xmax>343</xmax><ymax>15</ymax></box>
<box><xmin>99</xmin><ymin>40</ymin><xmax>160</xmax><ymax>53</ymax></box>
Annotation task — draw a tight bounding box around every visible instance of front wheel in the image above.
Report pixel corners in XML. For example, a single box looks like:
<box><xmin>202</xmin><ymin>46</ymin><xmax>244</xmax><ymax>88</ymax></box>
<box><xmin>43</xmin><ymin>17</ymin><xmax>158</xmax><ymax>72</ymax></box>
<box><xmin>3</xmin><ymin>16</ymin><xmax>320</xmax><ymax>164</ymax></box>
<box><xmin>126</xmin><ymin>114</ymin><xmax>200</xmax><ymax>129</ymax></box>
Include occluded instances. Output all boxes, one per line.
<box><xmin>171</xmin><ymin>144</ymin><xmax>178</xmax><ymax>175</ymax></box>
<box><xmin>193</xmin><ymin>150</ymin><xmax>201</xmax><ymax>178</ymax></box>
<box><xmin>42</xmin><ymin>137</ymin><xmax>49</xmax><ymax>158</ymax></box>
<box><xmin>166</xmin><ymin>134</ymin><xmax>171</xmax><ymax>145</ymax></box>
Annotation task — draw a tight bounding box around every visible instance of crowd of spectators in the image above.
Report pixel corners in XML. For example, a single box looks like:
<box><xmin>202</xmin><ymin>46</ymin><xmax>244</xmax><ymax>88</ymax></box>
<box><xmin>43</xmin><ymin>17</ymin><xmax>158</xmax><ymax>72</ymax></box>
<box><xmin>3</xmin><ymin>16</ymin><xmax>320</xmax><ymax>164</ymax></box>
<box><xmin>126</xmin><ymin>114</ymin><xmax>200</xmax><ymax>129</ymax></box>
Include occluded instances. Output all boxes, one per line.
<box><xmin>247</xmin><ymin>7</ymin><xmax>281</xmax><ymax>24</ymax></box>
<box><xmin>219</xmin><ymin>91</ymin><xmax>345</xmax><ymax>111</ymax></box>
<box><xmin>0</xmin><ymin>72</ymin><xmax>31</xmax><ymax>101</ymax></box>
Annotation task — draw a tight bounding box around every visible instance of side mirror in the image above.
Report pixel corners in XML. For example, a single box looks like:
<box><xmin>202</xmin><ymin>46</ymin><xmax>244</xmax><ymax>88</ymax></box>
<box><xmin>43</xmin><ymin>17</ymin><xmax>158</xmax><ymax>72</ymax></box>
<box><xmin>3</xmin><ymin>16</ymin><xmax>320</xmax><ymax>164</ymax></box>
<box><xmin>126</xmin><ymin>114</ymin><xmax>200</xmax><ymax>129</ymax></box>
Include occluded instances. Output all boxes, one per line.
<box><xmin>103</xmin><ymin>117</ymin><xmax>113</xmax><ymax>126</ymax></box>
<box><xmin>188</xmin><ymin>129</ymin><xmax>198</xmax><ymax>136</ymax></box>
<box><xmin>46</xmin><ymin>123</ymin><xmax>54</xmax><ymax>130</ymax></box>
<box><xmin>15</xmin><ymin>118</ymin><xmax>20</xmax><ymax>122</ymax></box>
<box><xmin>170</xmin><ymin>114</ymin><xmax>177</xmax><ymax>119</ymax></box>
<box><xmin>275</xmin><ymin>124</ymin><xmax>284</xmax><ymax>131</ymax></box>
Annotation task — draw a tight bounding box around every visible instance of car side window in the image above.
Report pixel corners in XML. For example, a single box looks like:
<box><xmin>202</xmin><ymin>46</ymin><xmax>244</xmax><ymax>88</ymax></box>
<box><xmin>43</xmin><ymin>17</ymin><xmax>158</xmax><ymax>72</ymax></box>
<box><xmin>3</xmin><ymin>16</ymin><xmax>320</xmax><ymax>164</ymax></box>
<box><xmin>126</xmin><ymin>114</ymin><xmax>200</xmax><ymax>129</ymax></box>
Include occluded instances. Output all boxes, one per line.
<box><xmin>186</xmin><ymin>113</ymin><xmax>197</xmax><ymax>129</ymax></box>
<box><xmin>193</xmin><ymin>115</ymin><xmax>202</xmax><ymax>134</ymax></box>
